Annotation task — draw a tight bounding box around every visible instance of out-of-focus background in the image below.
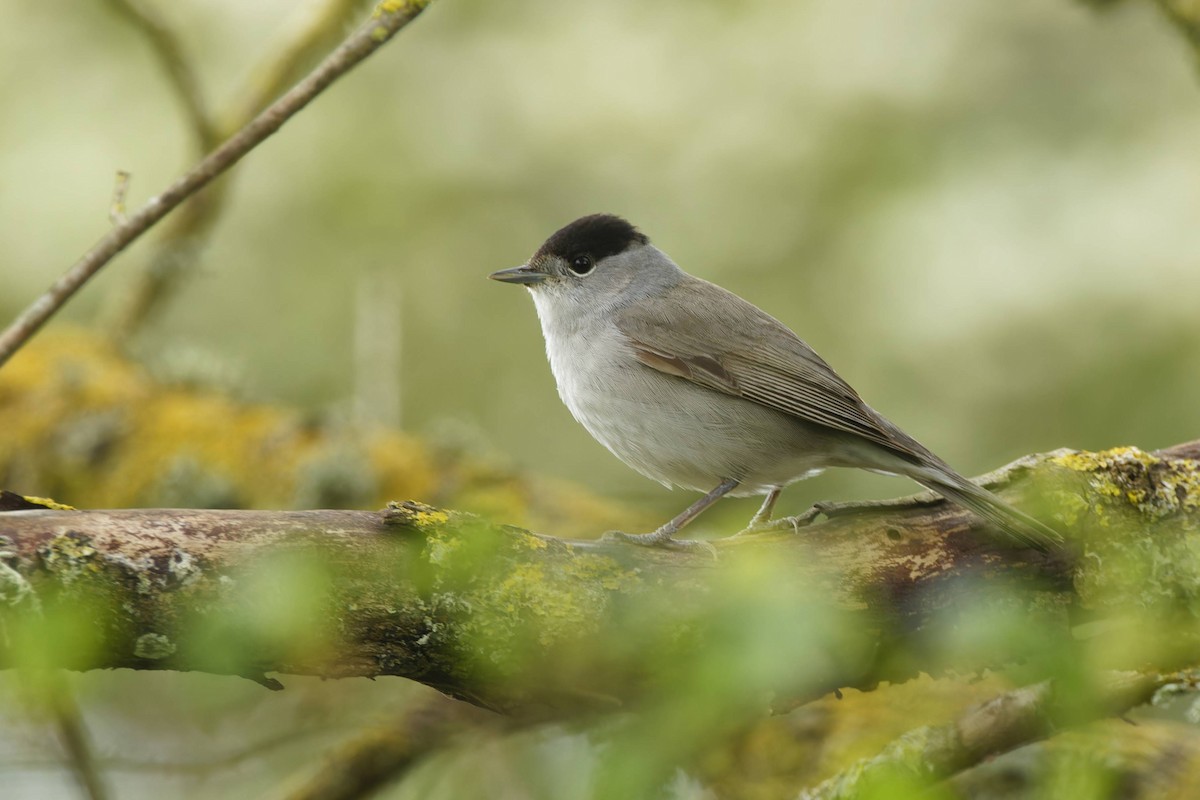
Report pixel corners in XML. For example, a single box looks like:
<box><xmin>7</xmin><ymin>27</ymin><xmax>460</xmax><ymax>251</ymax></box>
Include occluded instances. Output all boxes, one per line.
<box><xmin>2</xmin><ymin>0</ymin><xmax>1199</xmax><ymax>797</ymax></box>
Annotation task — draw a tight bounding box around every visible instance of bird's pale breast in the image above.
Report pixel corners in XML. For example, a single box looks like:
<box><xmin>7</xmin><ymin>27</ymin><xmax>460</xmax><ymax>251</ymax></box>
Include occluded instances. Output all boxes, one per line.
<box><xmin>542</xmin><ymin>316</ymin><xmax>834</xmax><ymax>496</ymax></box>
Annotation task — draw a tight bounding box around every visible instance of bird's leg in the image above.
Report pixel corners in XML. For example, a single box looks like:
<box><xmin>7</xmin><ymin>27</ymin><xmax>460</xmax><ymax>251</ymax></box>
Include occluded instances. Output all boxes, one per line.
<box><xmin>604</xmin><ymin>478</ymin><xmax>740</xmax><ymax>551</ymax></box>
<box><xmin>732</xmin><ymin>488</ymin><xmax>785</xmax><ymax>536</ymax></box>
<box><xmin>747</xmin><ymin>487</ymin><xmax>782</xmax><ymax>527</ymax></box>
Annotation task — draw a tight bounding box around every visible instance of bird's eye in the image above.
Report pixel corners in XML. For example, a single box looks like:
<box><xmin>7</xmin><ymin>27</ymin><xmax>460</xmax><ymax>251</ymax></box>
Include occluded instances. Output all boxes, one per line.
<box><xmin>569</xmin><ymin>255</ymin><xmax>594</xmax><ymax>275</ymax></box>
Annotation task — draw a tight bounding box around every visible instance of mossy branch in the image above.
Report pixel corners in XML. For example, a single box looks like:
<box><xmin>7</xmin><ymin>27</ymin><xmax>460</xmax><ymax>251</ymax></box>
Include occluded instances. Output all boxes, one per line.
<box><xmin>800</xmin><ymin>670</ymin><xmax>1171</xmax><ymax>799</ymax></box>
<box><xmin>1</xmin><ymin>441</ymin><xmax>1197</xmax><ymax>719</ymax></box>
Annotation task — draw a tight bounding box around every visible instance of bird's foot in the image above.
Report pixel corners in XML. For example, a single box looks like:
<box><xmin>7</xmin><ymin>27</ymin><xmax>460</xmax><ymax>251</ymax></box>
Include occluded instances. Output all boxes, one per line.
<box><xmin>746</xmin><ymin>508</ymin><xmax>775</xmax><ymax>530</ymax></box>
<box><xmin>735</xmin><ymin>505</ymin><xmax>823</xmax><ymax>537</ymax></box>
<box><xmin>744</xmin><ymin>497</ymin><xmax>923</xmax><ymax>536</ymax></box>
<box><xmin>601</xmin><ymin>529</ymin><xmax>718</xmax><ymax>558</ymax></box>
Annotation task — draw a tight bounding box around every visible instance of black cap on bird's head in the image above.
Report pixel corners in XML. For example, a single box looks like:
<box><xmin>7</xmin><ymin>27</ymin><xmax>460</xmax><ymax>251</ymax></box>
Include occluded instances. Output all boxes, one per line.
<box><xmin>533</xmin><ymin>214</ymin><xmax>649</xmax><ymax>265</ymax></box>
<box><xmin>490</xmin><ymin>214</ymin><xmax>650</xmax><ymax>286</ymax></box>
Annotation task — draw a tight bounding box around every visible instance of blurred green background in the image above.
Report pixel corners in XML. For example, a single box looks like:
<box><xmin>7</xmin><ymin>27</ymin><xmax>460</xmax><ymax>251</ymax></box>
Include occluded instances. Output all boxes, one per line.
<box><xmin>2</xmin><ymin>0</ymin><xmax>1200</xmax><ymax>796</ymax></box>
<box><xmin>3</xmin><ymin>0</ymin><xmax>1198</xmax><ymax>530</ymax></box>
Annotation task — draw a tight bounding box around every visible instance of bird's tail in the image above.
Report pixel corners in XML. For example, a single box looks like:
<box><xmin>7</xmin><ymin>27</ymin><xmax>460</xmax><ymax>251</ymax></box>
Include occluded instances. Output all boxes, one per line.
<box><xmin>910</xmin><ymin>468</ymin><xmax>1062</xmax><ymax>551</ymax></box>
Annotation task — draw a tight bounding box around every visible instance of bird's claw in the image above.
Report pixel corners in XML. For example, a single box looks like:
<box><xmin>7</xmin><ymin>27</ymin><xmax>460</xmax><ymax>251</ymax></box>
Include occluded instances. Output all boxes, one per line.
<box><xmin>735</xmin><ymin>505</ymin><xmax>823</xmax><ymax>537</ymax></box>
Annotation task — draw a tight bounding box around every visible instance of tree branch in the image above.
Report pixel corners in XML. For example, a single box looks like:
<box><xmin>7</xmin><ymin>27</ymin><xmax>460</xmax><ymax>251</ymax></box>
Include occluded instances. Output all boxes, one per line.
<box><xmin>102</xmin><ymin>0</ymin><xmax>220</xmax><ymax>152</ymax></box>
<box><xmin>47</xmin><ymin>672</ymin><xmax>110</xmax><ymax>800</ymax></box>
<box><xmin>280</xmin><ymin>694</ymin><xmax>498</xmax><ymax>800</ymax></box>
<box><xmin>1153</xmin><ymin>0</ymin><xmax>1200</xmax><ymax>59</ymax></box>
<box><xmin>799</xmin><ymin>670</ymin><xmax>1171</xmax><ymax>799</ymax></box>
<box><xmin>0</xmin><ymin>0</ymin><xmax>434</xmax><ymax>370</ymax></box>
<box><xmin>226</xmin><ymin>0</ymin><xmax>372</xmax><ymax>132</ymax></box>
<box><xmin>1</xmin><ymin>442</ymin><xmax>1197</xmax><ymax>718</ymax></box>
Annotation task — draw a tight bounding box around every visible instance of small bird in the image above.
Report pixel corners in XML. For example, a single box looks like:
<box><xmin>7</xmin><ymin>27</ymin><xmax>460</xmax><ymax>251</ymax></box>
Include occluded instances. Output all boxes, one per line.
<box><xmin>490</xmin><ymin>214</ymin><xmax>1061</xmax><ymax>551</ymax></box>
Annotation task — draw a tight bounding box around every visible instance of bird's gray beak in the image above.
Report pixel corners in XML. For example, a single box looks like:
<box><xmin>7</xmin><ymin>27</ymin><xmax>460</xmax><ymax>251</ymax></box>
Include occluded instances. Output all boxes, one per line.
<box><xmin>489</xmin><ymin>265</ymin><xmax>547</xmax><ymax>285</ymax></box>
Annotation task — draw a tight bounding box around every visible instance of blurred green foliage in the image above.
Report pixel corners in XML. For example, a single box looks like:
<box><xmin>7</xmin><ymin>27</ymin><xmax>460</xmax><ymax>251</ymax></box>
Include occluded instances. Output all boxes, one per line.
<box><xmin>2</xmin><ymin>0</ymin><xmax>1200</xmax><ymax>797</ymax></box>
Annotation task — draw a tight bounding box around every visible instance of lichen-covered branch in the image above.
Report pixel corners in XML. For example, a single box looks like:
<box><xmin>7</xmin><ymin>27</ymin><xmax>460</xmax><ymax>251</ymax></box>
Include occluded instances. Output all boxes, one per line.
<box><xmin>1</xmin><ymin>442</ymin><xmax>1197</xmax><ymax>718</ymax></box>
<box><xmin>0</xmin><ymin>0</ymin><xmax>435</xmax><ymax>370</ymax></box>
<box><xmin>799</xmin><ymin>670</ymin><xmax>1170</xmax><ymax>799</ymax></box>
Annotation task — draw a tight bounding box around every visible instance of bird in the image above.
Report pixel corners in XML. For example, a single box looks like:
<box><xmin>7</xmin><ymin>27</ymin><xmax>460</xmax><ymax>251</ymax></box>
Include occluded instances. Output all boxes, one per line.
<box><xmin>489</xmin><ymin>213</ymin><xmax>1061</xmax><ymax>551</ymax></box>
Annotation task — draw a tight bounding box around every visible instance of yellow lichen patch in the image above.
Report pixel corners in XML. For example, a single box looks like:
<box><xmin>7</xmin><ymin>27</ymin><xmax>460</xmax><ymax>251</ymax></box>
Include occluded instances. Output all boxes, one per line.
<box><xmin>375</xmin><ymin>0</ymin><xmax>427</xmax><ymax>16</ymax></box>
<box><xmin>563</xmin><ymin>551</ymin><xmax>642</xmax><ymax>594</ymax></box>
<box><xmin>475</xmin><ymin>554</ymin><xmax>637</xmax><ymax>650</ymax></box>
<box><xmin>0</xmin><ymin>329</ymin><xmax>143</xmax><ymax>409</ymax></box>
<box><xmin>384</xmin><ymin>500</ymin><xmax>451</xmax><ymax>530</ymax></box>
<box><xmin>0</xmin><ymin>334</ymin><xmax>512</xmax><ymax>507</ymax></box>
<box><xmin>1051</xmin><ymin>446</ymin><xmax>1151</xmax><ymax>474</ymax></box>
<box><xmin>1049</xmin><ymin>446</ymin><xmax>1200</xmax><ymax>519</ymax></box>
<box><xmin>439</xmin><ymin>540</ymin><xmax>642</xmax><ymax>676</ymax></box>
<box><xmin>0</xmin><ymin>332</ymin><xmax>146</xmax><ymax>488</ymax></box>
<box><xmin>19</xmin><ymin>496</ymin><xmax>76</xmax><ymax>511</ymax></box>
<box><xmin>39</xmin><ymin>532</ymin><xmax>101</xmax><ymax>585</ymax></box>
<box><xmin>517</xmin><ymin>532</ymin><xmax>548</xmax><ymax>550</ymax></box>
<box><xmin>383</xmin><ymin>501</ymin><xmax>467</xmax><ymax>566</ymax></box>
<box><xmin>413</xmin><ymin>508</ymin><xmax>450</xmax><ymax>528</ymax></box>
<box><xmin>1046</xmin><ymin>446</ymin><xmax>1200</xmax><ymax>618</ymax></box>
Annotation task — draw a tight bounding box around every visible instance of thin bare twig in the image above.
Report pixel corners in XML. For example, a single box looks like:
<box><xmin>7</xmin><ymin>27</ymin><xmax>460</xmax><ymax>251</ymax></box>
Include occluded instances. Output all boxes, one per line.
<box><xmin>108</xmin><ymin>171</ymin><xmax>130</xmax><ymax>226</ymax></box>
<box><xmin>0</xmin><ymin>726</ymin><xmax>348</xmax><ymax>776</ymax></box>
<box><xmin>1153</xmin><ymin>0</ymin><xmax>1200</xmax><ymax>58</ymax></box>
<box><xmin>226</xmin><ymin>0</ymin><xmax>370</xmax><ymax>131</ymax></box>
<box><xmin>0</xmin><ymin>1</ymin><xmax>433</xmax><ymax>370</ymax></box>
<box><xmin>282</xmin><ymin>695</ymin><xmax>498</xmax><ymax>800</ymax></box>
<box><xmin>101</xmin><ymin>0</ymin><xmax>220</xmax><ymax>151</ymax></box>
<box><xmin>47</xmin><ymin>674</ymin><xmax>110</xmax><ymax>800</ymax></box>
<box><xmin>105</xmin><ymin>0</ymin><xmax>370</xmax><ymax>341</ymax></box>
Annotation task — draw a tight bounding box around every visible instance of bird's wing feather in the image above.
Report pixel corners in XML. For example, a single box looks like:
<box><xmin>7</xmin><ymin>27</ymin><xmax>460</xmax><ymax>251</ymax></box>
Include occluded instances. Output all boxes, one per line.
<box><xmin>615</xmin><ymin>277</ymin><xmax>914</xmax><ymax>458</ymax></box>
<box><xmin>613</xmin><ymin>276</ymin><xmax>1063</xmax><ymax>550</ymax></box>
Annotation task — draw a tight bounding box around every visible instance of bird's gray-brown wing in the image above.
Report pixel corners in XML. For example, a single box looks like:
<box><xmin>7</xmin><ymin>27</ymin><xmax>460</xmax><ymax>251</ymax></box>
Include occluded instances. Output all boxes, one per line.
<box><xmin>614</xmin><ymin>277</ymin><xmax>918</xmax><ymax>460</ymax></box>
<box><xmin>615</xmin><ymin>277</ymin><xmax>1064</xmax><ymax>550</ymax></box>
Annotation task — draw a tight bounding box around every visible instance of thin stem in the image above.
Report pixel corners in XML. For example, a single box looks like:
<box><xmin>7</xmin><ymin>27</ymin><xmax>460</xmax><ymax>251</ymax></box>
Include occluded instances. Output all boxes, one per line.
<box><xmin>102</xmin><ymin>0</ymin><xmax>221</xmax><ymax>151</ymax></box>
<box><xmin>105</xmin><ymin>0</ymin><xmax>369</xmax><ymax>341</ymax></box>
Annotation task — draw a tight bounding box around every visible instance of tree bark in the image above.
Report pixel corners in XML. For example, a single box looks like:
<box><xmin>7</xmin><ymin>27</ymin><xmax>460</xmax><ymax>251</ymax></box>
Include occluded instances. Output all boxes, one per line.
<box><xmin>1</xmin><ymin>442</ymin><xmax>1197</xmax><ymax>717</ymax></box>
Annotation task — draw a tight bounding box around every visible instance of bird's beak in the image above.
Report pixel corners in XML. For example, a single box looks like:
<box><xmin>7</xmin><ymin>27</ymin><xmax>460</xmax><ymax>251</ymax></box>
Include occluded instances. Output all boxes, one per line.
<box><xmin>489</xmin><ymin>265</ymin><xmax>547</xmax><ymax>285</ymax></box>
